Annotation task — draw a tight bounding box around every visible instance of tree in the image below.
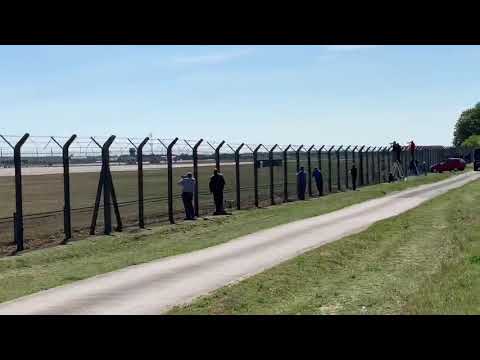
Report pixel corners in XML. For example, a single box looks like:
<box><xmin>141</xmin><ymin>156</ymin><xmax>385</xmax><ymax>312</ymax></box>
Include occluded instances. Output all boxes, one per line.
<box><xmin>453</xmin><ymin>102</ymin><xmax>480</xmax><ymax>146</ymax></box>
<box><xmin>461</xmin><ymin>134</ymin><xmax>480</xmax><ymax>149</ymax></box>
<box><xmin>129</xmin><ymin>147</ymin><xmax>136</xmax><ymax>157</ymax></box>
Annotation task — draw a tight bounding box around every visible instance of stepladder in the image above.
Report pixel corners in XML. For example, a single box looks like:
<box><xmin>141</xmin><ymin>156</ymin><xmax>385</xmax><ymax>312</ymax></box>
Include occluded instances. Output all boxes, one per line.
<box><xmin>391</xmin><ymin>160</ymin><xmax>405</xmax><ymax>180</ymax></box>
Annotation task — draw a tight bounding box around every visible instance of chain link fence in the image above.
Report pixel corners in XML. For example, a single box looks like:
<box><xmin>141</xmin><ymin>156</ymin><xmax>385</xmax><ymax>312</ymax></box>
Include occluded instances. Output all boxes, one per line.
<box><xmin>0</xmin><ymin>133</ymin><xmax>468</xmax><ymax>257</ymax></box>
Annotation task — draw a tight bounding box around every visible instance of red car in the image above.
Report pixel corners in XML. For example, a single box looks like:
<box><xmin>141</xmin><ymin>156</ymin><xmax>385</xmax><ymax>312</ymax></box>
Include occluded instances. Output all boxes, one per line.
<box><xmin>430</xmin><ymin>158</ymin><xmax>466</xmax><ymax>173</ymax></box>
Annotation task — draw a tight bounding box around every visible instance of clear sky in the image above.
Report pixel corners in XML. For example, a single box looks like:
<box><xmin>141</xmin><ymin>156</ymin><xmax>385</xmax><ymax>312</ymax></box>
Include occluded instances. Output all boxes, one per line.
<box><xmin>1</xmin><ymin>45</ymin><xmax>479</xmax><ymax>146</ymax></box>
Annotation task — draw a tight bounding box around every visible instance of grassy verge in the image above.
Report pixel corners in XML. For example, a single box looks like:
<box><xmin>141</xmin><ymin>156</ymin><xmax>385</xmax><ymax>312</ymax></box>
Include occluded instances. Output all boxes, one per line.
<box><xmin>0</xmin><ymin>172</ymin><xmax>457</xmax><ymax>304</ymax></box>
<box><xmin>169</xmin><ymin>176</ymin><xmax>480</xmax><ymax>315</ymax></box>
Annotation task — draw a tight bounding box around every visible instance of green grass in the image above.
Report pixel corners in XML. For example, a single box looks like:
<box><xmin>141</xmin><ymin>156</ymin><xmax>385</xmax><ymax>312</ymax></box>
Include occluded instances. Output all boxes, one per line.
<box><xmin>169</xmin><ymin>176</ymin><xmax>480</xmax><ymax>315</ymax></box>
<box><xmin>0</xmin><ymin>171</ymin><xmax>457</xmax><ymax>304</ymax></box>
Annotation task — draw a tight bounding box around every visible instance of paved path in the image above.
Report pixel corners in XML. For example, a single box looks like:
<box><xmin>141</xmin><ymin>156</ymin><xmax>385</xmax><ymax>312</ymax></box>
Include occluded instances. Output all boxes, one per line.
<box><xmin>0</xmin><ymin>172</ymin><xmax>478</xmax><ymax>314</ymax></box>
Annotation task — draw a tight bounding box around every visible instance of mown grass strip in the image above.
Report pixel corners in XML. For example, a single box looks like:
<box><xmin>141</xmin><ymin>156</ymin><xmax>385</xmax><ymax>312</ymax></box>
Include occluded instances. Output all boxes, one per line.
<box><xmin>0</xmin><ymin>172</ymin><xmax>457</xmax><ymax>304</ymax></box>
<box><xmin>169</xmin><ymin>176</ymin><xmax>480</xmax><ymax>315</ymax></box>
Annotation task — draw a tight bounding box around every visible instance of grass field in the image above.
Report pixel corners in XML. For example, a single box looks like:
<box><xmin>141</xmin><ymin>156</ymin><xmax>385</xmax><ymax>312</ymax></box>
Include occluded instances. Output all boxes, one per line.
<box><xmin>0</xmin><ymin>152</ymin><xmax>387</xmax><ymax>256</ymax></box>
<box><xmin>169</xmin><ymin>176</ymin><xmax>480</xmax><ymax>315</ymax></box>
<box><xmin>0</xmin><ymin>171</ymin><xmax>455</xmax><ymax>304</ymax></box>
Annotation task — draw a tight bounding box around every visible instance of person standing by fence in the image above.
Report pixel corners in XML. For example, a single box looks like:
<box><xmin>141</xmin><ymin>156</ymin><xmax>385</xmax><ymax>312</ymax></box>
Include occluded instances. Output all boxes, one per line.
<box><xmin>392</xmin><ymin>141</ymin><xmax>402</xmax><ymax>163</ymax></box>
<box><xmin>409</xmin><ymin>140</ymin><xmax>416</xmax><ymax>161</ymax></box>
<box><xmin>178</xmin><ymin>172</ymin><xmax>196</xmax><ymax>220</ymax></box>
<box><xmin>297</xmin><ymin>166</ymin><xmax>307</xmax><ymax>200</ymax></box>
<box><xmin>312</xmin><ymin>167</ymin><xmax>323</xmax><ymax>196</ymax></box>
<box><xmin>351</xmin><ymin>163</ymin><xmax>358</xmax><ymax>190</ymax></box>
<box><xmin>209</xmin><ymin>169</ymin><xmax>226</xmax><ymax>215</ymax></box>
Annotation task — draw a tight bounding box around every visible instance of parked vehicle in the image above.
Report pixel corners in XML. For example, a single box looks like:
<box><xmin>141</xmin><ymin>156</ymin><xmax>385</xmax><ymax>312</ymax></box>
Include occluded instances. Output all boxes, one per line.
<box><xmin>430</xmin><ymin>158</ymin><xmax>466</xmax><ymax>173</ymax></box>
<box><xmin>474</xmin><ymin>149</ymin><xmax>480</xmax><ymax>171</ymax></box>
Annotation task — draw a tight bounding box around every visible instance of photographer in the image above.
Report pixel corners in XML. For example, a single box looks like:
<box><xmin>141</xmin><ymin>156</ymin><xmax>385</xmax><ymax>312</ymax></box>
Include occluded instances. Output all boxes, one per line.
<box><xmin>178</xmin><ymin>172</ymin><xmax>196</xmax><ymax>220</ymax></box>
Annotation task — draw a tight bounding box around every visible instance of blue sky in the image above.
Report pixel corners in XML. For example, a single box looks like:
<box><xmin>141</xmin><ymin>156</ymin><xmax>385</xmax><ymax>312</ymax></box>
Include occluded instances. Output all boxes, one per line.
<box><xmin>1</xmin><ymin>45</ymin><xmax>479</xmax><ymax>146</ymax></box>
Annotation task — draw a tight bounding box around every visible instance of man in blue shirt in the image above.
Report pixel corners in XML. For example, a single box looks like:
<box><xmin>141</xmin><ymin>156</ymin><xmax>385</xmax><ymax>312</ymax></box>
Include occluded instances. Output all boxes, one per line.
<box><xmin>178</xmin><ymin>172</ymin><xmax>196</xmax><ymax>220</ymax></box>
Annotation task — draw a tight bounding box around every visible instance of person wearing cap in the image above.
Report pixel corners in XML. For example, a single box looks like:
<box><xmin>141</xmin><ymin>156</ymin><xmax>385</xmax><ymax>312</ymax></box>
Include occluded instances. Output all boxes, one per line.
<box><xmin>209</xmin><ymin>168</ymin><xmax>226</xmax><ymax>215</ymax></box>
<box><xmin>392</xmin><ymin>141</ymin><xmax>402</xmax><ymax>163</ymax></box>
<box><xmin>178</xmin><ymin>172</ymin><xmax>196</xmax><ymax>220</ymax></box>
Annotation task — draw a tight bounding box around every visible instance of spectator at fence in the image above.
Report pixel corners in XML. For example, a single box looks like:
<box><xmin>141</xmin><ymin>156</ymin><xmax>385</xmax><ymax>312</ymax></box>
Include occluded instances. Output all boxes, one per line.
<box><xmin>409</xmin><ymin>140</ymin><xmax>416</xmax><ymax>161</ymax></box>
<box><xmin>297</xmin><ymin>166</ymin><xmax>307</xmax><ymax>200</ymax></box>
<box><xmin>422</xmin><ymin>161</ymin><xmax>428</xmax><ymax>176</ymax></box>
<box><xmin>392</xmin><ymin>141</ymin><xmax>402</xmax><ymax>163</ymax></box>
<box><xmin>351</xmin><ymin>163</ymin><xmax>358</xmax><ymax>190</ymax></box>
<box><xmin>312</xmin><ymin>167</ymin><xmax>323</xmax><ymax>196</ymax></box>
<box><xmin>178</xmin><ymin>172</ymin><xmax>196</xmax><ymax>220</ymax></box>
<box><xmin>209</xmin><ymin>169</ymin><xmax>227</xmax><ymax>215</ymax></box>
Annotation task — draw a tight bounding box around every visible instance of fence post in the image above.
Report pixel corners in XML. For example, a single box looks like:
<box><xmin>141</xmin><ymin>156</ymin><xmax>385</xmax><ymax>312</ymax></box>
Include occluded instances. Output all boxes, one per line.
<box><xmin>15</xmin><ymin>134</ymin><xmax>30</xmax><ymax>251</ymax></box>
<box><xmin>214</xmin><ymin>141</ymin><xmax>225</xmax><ymax>171</ymax></box>
<box><xmin>295</xmin><ymin>145</ymin><xmax>304</xmax><ymax>172</ymax></box>
<box><xmin>138</xmin><ymin>137</ymin><xmax>149</xmax><ymax>228</ymax></box>
<box><xmin>128</xmin><ymin>137</ymin><xmax>149</xmax><ymax>229</ymax></box>
<box><xmin>370</xmin><ymin>147</ymin><xmax>377</xmax><ymax>184</ymax></box>
<box><xmin>336</xmin><ymin>145</ymin><xmax>343</xmax><ymax>192</ymax></box>
<box><xmin>327</xmin><ymin>146</ymin><xmax>334</xmax><ymax>193</ymax></box>
<box><xmin>381</xmin><ymin>146</ymin><xmax>387</xmax><ymax>181</ymax></box>
<box><xmin>307</xmin><ymin>145</ymin><xmax>315</xmax><ymax>197</ymax></box>
<box><xmin>166</xmin><ymin>138</ymin><xmax>179</xmax><ymax>224</ymax></box>
<box><xmin>102</xmin><ymin>136</ymin><xmax>116</xmax><ymax>235</ymax></box>
<box><xmin>318</xmin><ymin>145</ymin><xmax>325</xmax><ymax>171</ymax></box>
<box><xmin>191</xmin><ymin>139</ymin><xmax>203</xmax><ymax>217</ymax></box>
<box><xmin>358</xmin><ymin>145</ymin><xmax>365</xmax><ymax>187</ymax></box>
<box><xmin>377</xmin><ymin>147</ymin><xmax>381</xmax><ymax>183</ymax></box>
<box><xmin>387</xmin><ymin>146</ymin><xmax>392</xmax><ymax>175</ymax></box>
<box><xmin>1</xmin><ymin>134</ymin><xmax>29</xmax><ymax>252</ymax></box>
<box><xmin>351</xmin><ymin>146</ymin><xmax>358</xmax><ymax>187</ymax></box>
<box><xmin>52</xmin><ymin>135</ymin><xmax>77</xmax><ymax>242</ymax></box>
<box><xmin>235</xmin><ymin>143</ymin><xmax>245</xmax><ymax>210</ymax></box>
<box><xmin>269</xmin><ymin>144</ymin><xmax>279</xmax><ymax>205</ymax></box>
<box><xmin>253</xmin><ymin>144</ymin><xmax>262</xmax><ymax>208</ymax></box>
<box><xmin>365</xmin><ymin>146</ymin><xmax>372</xmax><ymax>185</ymax></box>
<box><xmin>344</xmin><ymin>145</ymin><xmax>351</xmax><ymax>189</ymax></box>
<box><xmin>283</xmin><ymin>145</ymin><xmax>292</xmax><ymax>202</ymax></box>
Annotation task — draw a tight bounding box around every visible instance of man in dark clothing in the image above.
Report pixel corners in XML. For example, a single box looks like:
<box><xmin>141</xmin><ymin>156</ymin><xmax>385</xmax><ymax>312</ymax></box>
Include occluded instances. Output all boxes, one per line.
<box><xmin>409</xmin><ymin>140</ymin><xmax>416</xmax><ymax>161</ymax></box>
<box><xmin>297</xmin><ymin>166</ymin><xmax>307</xmax><ymax>200</ymax></box>
<box><xmin>209</xmin><ymin>169</ymin><xmax>226</xmax><ymax>215</ymax></box>
<box><xmin>392</xmin><ymin>141</ymin><xmax>402</xmax><ymax>163</ymax></box>
<box><xmin>351</xmin><ymin>163</ymin><xmax>358</xmax><ymax>190</ymax></box>
<box><xmin>312</xmin><ymin>167</ymin><xmax>323</xmax><ymax>196</ymax></box>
